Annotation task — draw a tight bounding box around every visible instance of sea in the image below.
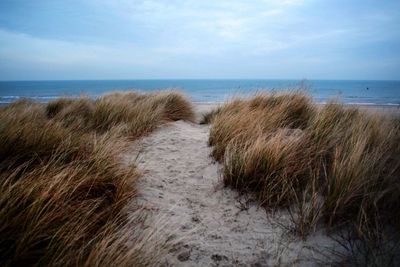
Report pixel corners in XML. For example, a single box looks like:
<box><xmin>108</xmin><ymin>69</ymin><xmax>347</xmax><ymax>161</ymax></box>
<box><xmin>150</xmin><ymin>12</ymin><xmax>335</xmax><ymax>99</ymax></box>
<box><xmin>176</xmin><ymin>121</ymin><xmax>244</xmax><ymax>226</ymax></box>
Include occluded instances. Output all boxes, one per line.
<box><xmin>0</xmin><ymin>79</ymin><xmax>399</xmax><ymax>106</ymax></box>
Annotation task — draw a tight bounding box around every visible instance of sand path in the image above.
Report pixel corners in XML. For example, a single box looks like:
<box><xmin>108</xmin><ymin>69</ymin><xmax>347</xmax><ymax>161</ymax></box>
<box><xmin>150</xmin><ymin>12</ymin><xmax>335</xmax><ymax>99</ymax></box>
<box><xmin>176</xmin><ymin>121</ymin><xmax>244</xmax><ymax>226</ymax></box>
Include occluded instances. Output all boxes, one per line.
<box><xmin>128</xmin><ymin>120</ymin><xmax>336</xmax><ymax>266</ymax></box>
<box><xmin>131</xmin><ymin>120</ymin><xmax>285</xmax><ymax>266</ymax></box>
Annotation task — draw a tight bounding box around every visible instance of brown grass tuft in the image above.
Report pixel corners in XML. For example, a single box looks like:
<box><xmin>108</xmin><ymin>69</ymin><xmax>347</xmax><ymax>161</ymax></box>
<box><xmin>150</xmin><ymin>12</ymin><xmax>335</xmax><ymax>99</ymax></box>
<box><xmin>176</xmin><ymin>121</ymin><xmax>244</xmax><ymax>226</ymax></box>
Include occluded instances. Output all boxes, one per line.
<box><xmin>208</xmin><ymin>91</ymin><xmax>400</xmax><ymax>259</ymax></box>
<box><xmin>45</xmin><ymin>90</ymin><xmax>194</xmax><ymax>138</ymax></box>
<box><xmin>209</xmin><ymin>91</ymin><xmax>315</xmax><ymax>161</ymax></box>
<box><xmin>0</xmin><ymin>90</ymin><xmax>194</xmax><ymax>266</ymax></box>
<box><xmin>199</xmin><ymin>106</ymin><xmax>222</xmax><ymax>125</ymax></box>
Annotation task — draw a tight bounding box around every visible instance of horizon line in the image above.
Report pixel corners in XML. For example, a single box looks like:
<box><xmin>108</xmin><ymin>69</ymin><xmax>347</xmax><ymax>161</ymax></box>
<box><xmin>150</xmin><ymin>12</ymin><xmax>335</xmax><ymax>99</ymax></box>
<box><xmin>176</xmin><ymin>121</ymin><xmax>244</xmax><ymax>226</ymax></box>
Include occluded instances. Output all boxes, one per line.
<box><xmin>1</xmin><ymin>78</ymin><xmax>400</xmax><ymax>82</ymax></box>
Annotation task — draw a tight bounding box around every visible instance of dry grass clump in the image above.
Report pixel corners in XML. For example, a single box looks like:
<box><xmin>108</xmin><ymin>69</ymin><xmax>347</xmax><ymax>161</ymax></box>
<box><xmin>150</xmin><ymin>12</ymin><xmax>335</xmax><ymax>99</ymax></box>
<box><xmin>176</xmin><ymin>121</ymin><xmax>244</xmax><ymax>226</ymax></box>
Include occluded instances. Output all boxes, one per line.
<box><xmin>91</xmin><ymin>93</ymin><xmax>161</xmax><ymax>137</ymax></box>
<box><xmin>150</xmin><ymin>90</ymin><xmax>195</xmax><ymax>122</ymax></box>
<box><xmin>209</xmin><ymin>91</ymin><xmax>315</xmax><ymax>161</ymax></box>
<box><xmin>46</xmin><ymin>90</ymin><xmax>194</xmax><ymax>138</ymax></box>
<box><xmin>0</xmin><ymin>100</ymin><xmax>78</xmax><ymax>169</ymax></box>
<box><xmin>92</xmin><ymin>90</ymin><xmax>194</xmax><ymax>138</ymax></box>
<box><xmin>46</xmin><ymin>97</ymin><xmax>76</xmax><ymax>118</ymax></box>
<box><xmin>312</xmin><ymin>105</ymin><xmax>400</xmax><ymax>228</ymax></box>
<box><xmin>0</xmin><ymin>90</ymin><xmax>192</xmax><ymax>266</ymax></box>
<box><xmin>0</xmin><ymin>106</ymin><xmax>137</xmax><ymax>266</ymax></box>
<box><xmin>208</xmin><ymin>91</ymin><xmax>400</xmax><ymax>263</ymax></box>
<box><xmin>47</xmin><ymin>97</ymin><xmax>95</xmax><ymax>131</ymax></box>
<box><xmin>200</xmin><ymin>106</ymin><xmax>222</xmax><ymax>124</ymax></box>
<box><xmin>223</xmin><ymin>129</ymin><xmax>316</xmax><ymax>208</ymax></box>
<box><xmin>210</xmin><ymin>92</ymin><xmax>316</xmax><ymax>207</ymax></box>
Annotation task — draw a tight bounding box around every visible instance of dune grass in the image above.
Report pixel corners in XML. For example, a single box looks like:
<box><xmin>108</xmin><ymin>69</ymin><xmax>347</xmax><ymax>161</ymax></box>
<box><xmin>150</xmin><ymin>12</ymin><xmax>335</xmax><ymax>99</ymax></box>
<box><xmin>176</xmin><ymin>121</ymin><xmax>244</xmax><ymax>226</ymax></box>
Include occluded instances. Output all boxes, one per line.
<box><xmin>199</xmin><ymin>106</ymin><xmax>222</xmax><ymax>125</ymax></box>
<box><xmin>0</xmin><ymin>90</ymin><xmax>194</xmax><ymax>266</ymax></box>
<box><xmin>208</xmin><ymin>91</ymin><xmax>400</xmax><ymax>264</ymax></box>
<box><xmin>46</xmin><ymin>90</ymin><xmax>195</xmax><ymax>137</ymax></box>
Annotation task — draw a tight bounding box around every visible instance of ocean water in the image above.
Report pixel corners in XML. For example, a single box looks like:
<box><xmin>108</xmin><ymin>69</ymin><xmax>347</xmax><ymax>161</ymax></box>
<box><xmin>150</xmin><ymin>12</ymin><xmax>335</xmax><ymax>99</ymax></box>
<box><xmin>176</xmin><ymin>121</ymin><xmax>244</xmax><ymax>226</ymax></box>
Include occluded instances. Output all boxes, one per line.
<box><xmin>0</xmin><ymin>79</ymin><xmax>399</xmax><ymax>106</ymax></box>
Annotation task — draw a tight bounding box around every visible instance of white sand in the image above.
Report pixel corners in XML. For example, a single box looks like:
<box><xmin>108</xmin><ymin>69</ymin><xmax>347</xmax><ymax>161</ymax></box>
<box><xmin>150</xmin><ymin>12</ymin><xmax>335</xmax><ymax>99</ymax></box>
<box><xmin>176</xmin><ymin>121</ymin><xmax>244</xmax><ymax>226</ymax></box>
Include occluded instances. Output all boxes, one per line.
<box><xmin>126</xmin><ymin>105</ymin><xmax>342</xmax><ymax>266</ymax></box>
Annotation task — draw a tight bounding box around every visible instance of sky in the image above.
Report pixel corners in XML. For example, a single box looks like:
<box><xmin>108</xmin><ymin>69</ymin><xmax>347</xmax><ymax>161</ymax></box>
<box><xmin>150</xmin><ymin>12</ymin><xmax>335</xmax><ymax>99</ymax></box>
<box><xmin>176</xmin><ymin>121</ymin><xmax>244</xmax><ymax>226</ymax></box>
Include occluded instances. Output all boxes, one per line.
<box><xmin>0</xmin><ymin>0</ymin><xmax>399</xmax><ymax>80</ymax></box>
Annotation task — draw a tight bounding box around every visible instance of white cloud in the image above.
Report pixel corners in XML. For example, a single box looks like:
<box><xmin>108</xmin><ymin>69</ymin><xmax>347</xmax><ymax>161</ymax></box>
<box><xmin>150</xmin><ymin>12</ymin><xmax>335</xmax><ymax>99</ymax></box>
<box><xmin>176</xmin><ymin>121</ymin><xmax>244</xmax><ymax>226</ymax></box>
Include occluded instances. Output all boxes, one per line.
<box><xmin>0</xmin><ymin>29</ymin><xmax>160</xmax><ymax>68</ymax></box>
<box><xmin>96</xmin><ymin>0</ymin><xmax>307</xmax><ymax>44</ymax></box>
<box><xmin>1</xmin><ymin>0</ymin><xmax>399</xmax><ymax>79</ymax></box>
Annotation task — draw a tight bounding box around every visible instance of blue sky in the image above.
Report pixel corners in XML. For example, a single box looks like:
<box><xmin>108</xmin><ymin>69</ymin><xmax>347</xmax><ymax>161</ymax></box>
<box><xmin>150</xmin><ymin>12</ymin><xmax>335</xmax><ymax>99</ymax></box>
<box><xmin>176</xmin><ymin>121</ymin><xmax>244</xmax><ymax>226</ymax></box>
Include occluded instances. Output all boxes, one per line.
<box><xmin>0</xmin><ymin>0</ymin><xmax>399</xmax><ymax>80</ymax></box>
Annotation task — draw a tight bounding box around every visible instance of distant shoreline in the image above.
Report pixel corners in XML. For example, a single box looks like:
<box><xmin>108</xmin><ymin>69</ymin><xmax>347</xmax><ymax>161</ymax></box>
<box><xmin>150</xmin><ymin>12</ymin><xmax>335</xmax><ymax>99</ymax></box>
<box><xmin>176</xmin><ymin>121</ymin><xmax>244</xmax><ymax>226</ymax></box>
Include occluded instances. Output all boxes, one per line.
<box><xmin>1</xmin><ymin>79</ymin><xmax>399</xmax><ymax>106</ymax></box>
<box><xmin>2</xmin><ymin>99</ymin><xmax>400</xmax><ymax>111</ymax></box>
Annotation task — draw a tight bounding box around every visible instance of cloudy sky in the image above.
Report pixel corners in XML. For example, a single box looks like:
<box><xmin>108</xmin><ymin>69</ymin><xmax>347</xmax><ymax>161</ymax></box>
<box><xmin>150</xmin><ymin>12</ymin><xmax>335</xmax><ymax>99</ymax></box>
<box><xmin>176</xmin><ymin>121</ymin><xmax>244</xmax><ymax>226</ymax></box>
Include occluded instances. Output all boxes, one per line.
<box><xmin>0</xmin><ymin>0</ymin><xmax>399</xmax><ymax>80</ymax></box>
